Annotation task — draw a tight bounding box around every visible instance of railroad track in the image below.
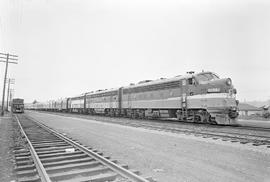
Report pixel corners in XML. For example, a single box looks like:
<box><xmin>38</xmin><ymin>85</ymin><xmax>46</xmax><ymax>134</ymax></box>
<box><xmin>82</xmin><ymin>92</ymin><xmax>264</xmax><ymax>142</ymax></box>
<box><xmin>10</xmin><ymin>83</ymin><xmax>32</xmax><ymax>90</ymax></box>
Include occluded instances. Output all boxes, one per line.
<box><xmin>31</xmin><ymin>111</ymin><xmax>270</xmax><ymax>149</ymax></box>
<box><xmin>202</xmin><ymin>122</ymin><xmax>270</xmax><ymax>133</ymax></box>
<box><xmin>139</xmin><ymin>124</ymin><xmax>270</xmax><ymax>148</ymax></box>
<box><xmin>14</xmin><ymin>114</ymin><xmax>153</xmax><ymax>182</ymax></box>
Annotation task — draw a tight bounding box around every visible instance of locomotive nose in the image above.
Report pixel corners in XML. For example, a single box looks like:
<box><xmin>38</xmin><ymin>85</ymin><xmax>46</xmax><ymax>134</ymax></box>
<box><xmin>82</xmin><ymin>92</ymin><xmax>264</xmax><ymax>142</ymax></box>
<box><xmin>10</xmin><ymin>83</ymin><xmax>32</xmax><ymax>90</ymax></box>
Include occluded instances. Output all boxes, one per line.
<box><xmin>206</xmin><ymin>78</ymin><xmax>235</xmax><ymax>94</ymax></box>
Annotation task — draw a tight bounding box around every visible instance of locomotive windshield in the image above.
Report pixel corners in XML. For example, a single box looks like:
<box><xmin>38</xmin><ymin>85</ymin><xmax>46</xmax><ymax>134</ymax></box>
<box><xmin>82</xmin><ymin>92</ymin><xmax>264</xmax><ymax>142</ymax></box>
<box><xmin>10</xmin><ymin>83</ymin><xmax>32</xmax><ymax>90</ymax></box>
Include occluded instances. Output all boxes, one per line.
<box><xmin>196</xmin><ymin>73</ymin><xmax>219</xmax><ymax>83</ymax></box>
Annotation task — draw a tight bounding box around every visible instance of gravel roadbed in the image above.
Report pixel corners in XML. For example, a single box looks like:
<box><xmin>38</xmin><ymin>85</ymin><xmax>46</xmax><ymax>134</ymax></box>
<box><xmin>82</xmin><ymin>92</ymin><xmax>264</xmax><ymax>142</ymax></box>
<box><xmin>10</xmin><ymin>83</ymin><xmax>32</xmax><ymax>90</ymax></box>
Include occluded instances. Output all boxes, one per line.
<box><xmin>28</xmin><ymin>112</ymin><xmax>270</xmax><ymax>182</ymax></box>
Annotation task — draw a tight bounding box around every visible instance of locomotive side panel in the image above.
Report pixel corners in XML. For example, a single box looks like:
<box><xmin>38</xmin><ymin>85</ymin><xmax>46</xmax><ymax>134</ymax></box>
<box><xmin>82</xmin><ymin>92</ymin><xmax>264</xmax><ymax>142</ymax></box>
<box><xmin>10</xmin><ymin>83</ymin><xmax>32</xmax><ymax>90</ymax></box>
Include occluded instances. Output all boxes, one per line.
<box><xmin>122</xmin><ymin>88</ymin><xmax>182</xmax><ymax>109</ymax></box>
<box><xmin>86</xmin><ymin>90</ymin><xmax>119</xmax><ymax>115</ymax></box>
<box><xmin>70</xmin><ymin>96</ymin><xmax>84</xmax><ymax>113</ymax></box>
<box><xmin>122</xmin><ymin>79</ymin><xmax>183</xmax><ymax>109</ymax></box>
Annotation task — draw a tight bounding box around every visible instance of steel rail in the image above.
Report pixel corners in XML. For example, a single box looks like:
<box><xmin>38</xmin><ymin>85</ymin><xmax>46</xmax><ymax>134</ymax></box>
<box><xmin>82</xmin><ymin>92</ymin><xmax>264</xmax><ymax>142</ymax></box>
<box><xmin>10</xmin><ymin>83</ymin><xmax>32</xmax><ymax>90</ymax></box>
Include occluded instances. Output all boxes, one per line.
<box><xmin>27</xmin><ymin>115</ymin><xmax>151</xmax><ymax>182</ymax></box>
<box><xmin>226</xmin><ymin>125</ymin><xmax>270</xmax><ymax>133</ymax></box>
<box><xmin>14</xmin><ymin>115</ymin><xmax>52</xmax><ymax>182</ymax></box>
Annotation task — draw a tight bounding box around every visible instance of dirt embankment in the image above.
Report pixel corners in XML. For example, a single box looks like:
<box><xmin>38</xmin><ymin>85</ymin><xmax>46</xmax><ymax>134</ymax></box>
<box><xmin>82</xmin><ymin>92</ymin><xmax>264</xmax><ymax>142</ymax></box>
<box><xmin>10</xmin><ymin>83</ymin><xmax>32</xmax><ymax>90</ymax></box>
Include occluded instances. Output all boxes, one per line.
<box><xmin>0</xmin><ymin>115</ymin><xmax>25</xmax><ymax>182</ymax></box>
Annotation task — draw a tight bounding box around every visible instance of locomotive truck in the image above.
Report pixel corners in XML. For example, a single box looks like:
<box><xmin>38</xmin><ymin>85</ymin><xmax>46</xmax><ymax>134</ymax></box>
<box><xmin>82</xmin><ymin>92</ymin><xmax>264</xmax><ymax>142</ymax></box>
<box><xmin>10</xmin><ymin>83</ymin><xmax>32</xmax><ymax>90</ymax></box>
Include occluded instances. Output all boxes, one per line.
<box><xmin>28</xmin><ymin>71</ymin><xmax>239</xmax><ymax>125</ymax></box>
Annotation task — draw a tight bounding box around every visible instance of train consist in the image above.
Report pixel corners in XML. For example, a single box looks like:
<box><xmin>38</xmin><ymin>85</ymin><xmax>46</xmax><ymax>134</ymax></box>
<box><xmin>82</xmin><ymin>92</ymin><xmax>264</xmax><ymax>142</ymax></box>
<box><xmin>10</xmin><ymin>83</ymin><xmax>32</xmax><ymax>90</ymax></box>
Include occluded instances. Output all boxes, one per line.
<box><xmin>27</xmin><ymin>71</ymin><xmax>239</xmax><ymax>125</ymax></box>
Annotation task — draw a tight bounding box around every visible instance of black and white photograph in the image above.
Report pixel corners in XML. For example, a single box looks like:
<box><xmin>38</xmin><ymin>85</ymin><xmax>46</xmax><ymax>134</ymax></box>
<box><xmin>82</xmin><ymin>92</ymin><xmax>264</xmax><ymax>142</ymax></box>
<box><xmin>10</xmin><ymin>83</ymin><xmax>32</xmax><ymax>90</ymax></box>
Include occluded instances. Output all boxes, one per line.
<box><xmin>0</xmin><ymin>0</ymin><xmax>270</xmax><ymax>181</ymax></box>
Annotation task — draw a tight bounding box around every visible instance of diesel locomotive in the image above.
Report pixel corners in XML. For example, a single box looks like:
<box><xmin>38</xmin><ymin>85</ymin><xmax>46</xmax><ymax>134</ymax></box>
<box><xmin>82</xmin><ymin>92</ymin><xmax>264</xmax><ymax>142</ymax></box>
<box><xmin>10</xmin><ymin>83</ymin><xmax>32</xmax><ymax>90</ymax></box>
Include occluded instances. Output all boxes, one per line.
<box><xmin>28</xmin><ymin>71</ymin><xmax>239</xmax><ymax>125</ymax></box>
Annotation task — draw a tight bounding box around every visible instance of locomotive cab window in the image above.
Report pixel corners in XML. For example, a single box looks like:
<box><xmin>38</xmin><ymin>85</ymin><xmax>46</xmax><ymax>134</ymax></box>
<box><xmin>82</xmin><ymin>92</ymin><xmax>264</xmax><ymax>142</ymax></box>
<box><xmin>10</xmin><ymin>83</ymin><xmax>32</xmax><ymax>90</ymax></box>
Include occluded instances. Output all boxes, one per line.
<box><xmin>196</xmin><ymin>73</ymin><xmax>219</xmax><ymax>84</ymax></box>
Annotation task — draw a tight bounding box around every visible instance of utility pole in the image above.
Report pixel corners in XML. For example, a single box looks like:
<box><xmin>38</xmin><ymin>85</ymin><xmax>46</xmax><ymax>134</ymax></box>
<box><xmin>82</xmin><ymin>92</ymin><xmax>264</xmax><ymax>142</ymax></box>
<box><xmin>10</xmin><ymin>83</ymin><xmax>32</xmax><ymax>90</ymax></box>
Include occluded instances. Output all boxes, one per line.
<box><xmin>9</xmin><ymin>89</ymin><xmax>14</xmax><ymax>104</ymax></box>
<box><xmin>0</xmin><ymin>53</ymin><xmax>18</xmax><ymax>116</ymax></box>
<box><xmin>9</xmin><ymin>89</ymin><xmax>14</xmax><ymax>112</ymax></box>
<box><xmin>6</xmin><ymin>78</ymin><xmax>15</xmax><ymax>111</ymax></box>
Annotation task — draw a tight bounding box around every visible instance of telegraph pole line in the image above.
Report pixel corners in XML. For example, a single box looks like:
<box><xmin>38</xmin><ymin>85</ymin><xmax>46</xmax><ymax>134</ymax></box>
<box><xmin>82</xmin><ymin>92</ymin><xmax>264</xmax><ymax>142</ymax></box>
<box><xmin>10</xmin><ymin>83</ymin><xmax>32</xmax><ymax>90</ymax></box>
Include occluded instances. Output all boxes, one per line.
<box><xmin>6</xmin><ymin>78</ymin><xmax>15</xmax><ymax>111</ymax></box>
<box><xmin>9</xmin><ymin>89</ymin><xmax>14</xmax><ymax>104</ymax></box>
<box><xmin>0</xmin><ymin>53</ymin><xmax>18</xmax><ymax>116</ymax></box>
<box><xmin>6</xmin><ymin>78</ymin><xmax>10</xmax><ymax>111</ymax></box>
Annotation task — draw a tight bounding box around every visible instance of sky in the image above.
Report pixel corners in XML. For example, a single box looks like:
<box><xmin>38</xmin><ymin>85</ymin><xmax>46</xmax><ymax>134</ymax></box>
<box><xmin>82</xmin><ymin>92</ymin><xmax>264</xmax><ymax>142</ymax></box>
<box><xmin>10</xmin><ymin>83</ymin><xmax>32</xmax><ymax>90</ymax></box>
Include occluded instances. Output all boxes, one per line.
<box><xmin>0</xmin><ymin>0</ymin><xmax>270</xmax><ymax>103</ymax></box>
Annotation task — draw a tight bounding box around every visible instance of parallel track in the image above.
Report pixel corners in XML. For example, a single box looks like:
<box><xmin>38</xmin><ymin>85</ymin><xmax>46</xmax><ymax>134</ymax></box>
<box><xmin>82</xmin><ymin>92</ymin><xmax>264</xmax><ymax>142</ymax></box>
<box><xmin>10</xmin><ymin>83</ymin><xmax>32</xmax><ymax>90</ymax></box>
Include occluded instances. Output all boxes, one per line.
<box><xmin>14</xmin><ymin>114</ymin><xmax>153</xmax><ymax>182</ymax></box>
<box><xmin>139</xmin><ymin>124</ymin><xmax>270</xmax><ymax>148</ymax></box>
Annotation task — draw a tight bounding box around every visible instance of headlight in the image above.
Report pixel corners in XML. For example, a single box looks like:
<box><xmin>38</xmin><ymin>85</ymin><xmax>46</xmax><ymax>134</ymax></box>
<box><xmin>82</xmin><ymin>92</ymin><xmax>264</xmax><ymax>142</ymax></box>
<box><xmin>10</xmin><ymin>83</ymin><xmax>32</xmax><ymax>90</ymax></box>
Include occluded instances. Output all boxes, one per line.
<box><xmin>226</xmin><ymin>78</ymin><xmax>232</xmax><ymax>86</ymax></box>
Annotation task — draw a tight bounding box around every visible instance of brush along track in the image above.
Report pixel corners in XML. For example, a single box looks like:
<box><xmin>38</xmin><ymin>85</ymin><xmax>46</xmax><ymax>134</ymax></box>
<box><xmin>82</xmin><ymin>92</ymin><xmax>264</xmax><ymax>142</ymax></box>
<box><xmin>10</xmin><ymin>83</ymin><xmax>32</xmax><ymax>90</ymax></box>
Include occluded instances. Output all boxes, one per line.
<box><xmin>14</xmin><ymin>114</ymin><xmax>153</xmax><ymax>182</ymax></box>
<box><xmin>32</xmin><ymin>111</ymin><xmax>270</xmax><ymax>149</ymax></box>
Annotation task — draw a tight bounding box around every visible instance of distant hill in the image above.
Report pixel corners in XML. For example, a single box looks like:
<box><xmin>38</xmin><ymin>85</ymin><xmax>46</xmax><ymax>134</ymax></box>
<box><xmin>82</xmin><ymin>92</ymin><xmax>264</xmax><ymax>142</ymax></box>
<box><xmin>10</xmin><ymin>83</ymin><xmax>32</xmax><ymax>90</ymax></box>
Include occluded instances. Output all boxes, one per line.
<box><xmin>244</xmin><ymin>100</ymin><xmax>270</xmax><ymax>108</ymax></box>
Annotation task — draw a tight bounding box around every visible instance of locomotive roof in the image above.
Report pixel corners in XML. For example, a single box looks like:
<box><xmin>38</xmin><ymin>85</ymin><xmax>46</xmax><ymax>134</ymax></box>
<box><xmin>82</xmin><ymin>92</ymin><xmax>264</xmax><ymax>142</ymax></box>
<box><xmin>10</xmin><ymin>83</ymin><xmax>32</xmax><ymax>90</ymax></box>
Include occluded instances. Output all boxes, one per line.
<box><xmin>84</xmin><ymin>72</ymin><xmax>197</xmax><ymax>96</ymax></box>
<box><xmin>123</xmin><ymin>71</ymin><xmax>213</xmax><ymax>89</ymax></box>
<box><xmin>85</xmin><ymin>87</ymin><xmax>119</xmax><ymax>96</ymax></box>
<box><xmin>53</xmin><ymin>71</ymin><xmax>216</xmax><ymax>101</ymax></box>
<box><xmin>79</xmin><ymin>71</ymin><xmax>216</xmax><ymax>97</ymax></box>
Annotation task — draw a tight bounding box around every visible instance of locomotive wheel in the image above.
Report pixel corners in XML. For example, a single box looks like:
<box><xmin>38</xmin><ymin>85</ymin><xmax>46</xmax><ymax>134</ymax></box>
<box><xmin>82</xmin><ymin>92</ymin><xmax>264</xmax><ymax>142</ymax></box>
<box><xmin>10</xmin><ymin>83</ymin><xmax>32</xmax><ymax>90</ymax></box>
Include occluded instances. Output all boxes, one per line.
<box><xmin>194</xmin><ymin>111</ymin><xmax>211</xmax><ymax>123</ymax></box>
<box><xmin>194</xmin><ymin>114</ymin><xmax>203</xmax><ymax>123</ymax></box>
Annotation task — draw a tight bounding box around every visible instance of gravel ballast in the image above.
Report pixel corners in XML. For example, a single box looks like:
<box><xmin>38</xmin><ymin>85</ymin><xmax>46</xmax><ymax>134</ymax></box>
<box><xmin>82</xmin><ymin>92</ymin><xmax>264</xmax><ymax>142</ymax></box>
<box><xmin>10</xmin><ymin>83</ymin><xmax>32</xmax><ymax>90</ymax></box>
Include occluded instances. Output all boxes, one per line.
<box><xmin>28</xmin><ymin>112</ymin><xmax>270</xmax><ymax>182</ymax></box>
